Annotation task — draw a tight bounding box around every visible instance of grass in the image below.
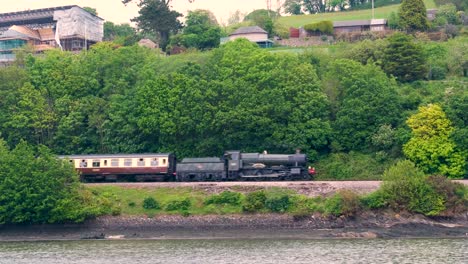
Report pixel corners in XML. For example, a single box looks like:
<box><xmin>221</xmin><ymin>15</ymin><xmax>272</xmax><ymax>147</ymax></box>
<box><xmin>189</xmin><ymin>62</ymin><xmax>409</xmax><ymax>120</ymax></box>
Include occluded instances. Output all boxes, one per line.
<box><xmin>88</xmin><ymin>185</ymin><xmax>318</xmax><ymax>216</ymax></box>
<box><xmin>88</xmin><ymin>185</ymin><xmax>244</xmax><ymax>216</ymax></box>
<box><xmin>278</xmin><ymin>0</ymin><xmax>436</xmax><ymax>28</ymax></box>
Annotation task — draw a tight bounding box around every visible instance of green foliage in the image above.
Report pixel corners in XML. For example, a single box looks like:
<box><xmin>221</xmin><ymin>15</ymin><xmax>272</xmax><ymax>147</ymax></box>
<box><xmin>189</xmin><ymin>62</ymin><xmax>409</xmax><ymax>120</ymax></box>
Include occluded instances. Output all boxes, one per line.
<box><xmin>0</xmin><ymin>140</ymin><xmax>94</xmax><ymax>224</ymax></box>
<box><xmin>434</xmin><ymin>4</ymin><xmax>461</xmax><ymax>25</ymax></box>
<box><xmin>361</xmin><ymin>190</ymin><xmax>387</xmax><ymax>209</ymax></box>
<box><xmin>204</xmin><ymin>191</ymin><xmax>242</xmax><ymax>206</ymax></box>
<box><xmin>398</xmin><ymin>0</ymin><xmax>429</xmax><ymax>32</ymax></box>
<box><xmin>380</xmin><ymin>160</ymin><xmax>446</xmax><ymax>216</ymax></box>
<box><xmin>171</xmin><ymin>9</ymin><xmax>221</xmax><ymax>50</ymax></box>
<box><xmin>403</xmin><ymin>104</ymin><xmax>466</xmax><ymax>178</ymax></box>
<box><xmin>303</xmin><ymin>21</ymin><xmax>334</xmax><ymax>34</ymax></box>
<box><xmin>242</xmin><ymin>190</ymin><xmax>267</xmax><ymax>212</ymax></box>
<box><xmin>283</xmin><ymin>0</ymin><xmax>303</xmax><ymax>15</ymax></box>
<box><xmin>165</xmin><ymin>198</ymin><xmax>191</xmax><ymax>211</ymax></box>
<box><xmin>326</xmin><ymin>59</ymin><xmax>401</xmax><ymax>150</ymax></box>
<box><xmin>142</xmin><ymin>197</ymin><xmax>161</xmax><ymax>209</ymax></box>
<box><xmin>131</xmin><ymin>0</ymin><xmax>183</xmax><ymax>49</ymax></box>
<box><xmin>382</xmin><ymin>33</ymin><xmax>428</xmax><ymax>82</ymax></box>
<box><xmin>265</xmin><ymin>194</ymin><xmax>292</xmax><ymax>213</ymax></box>
<box><xmin>243</xmin><ymin>9</ymin><xmax>278</xmax><ymax>37</ymax></box>
<box><xmin>426</xmin><ymin>175</ymin><xmax>468</xmax><ymax>215</ymax></box>
<box><xmin>315</xmin><ymin>152</ymin><xmax>397</xmax><ymax>180</ymax></box>
<box><xmin>324</xmin><ymin>190</ymin><xmax>361</xmax><ymax>217</ymax></box>
<box><xmin>104</xmin><ymin>22</ymin><xmax>139</xmax><ymax>46</ymax></box>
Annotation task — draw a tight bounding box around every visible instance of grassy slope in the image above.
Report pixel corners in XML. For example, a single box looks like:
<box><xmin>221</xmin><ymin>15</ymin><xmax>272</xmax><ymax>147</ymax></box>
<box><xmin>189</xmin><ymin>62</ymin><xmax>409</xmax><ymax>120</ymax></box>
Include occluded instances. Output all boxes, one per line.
<box><xmin>278</xmin><ymin>0</ymin><xmax>436</xmax><ymax>27</ymax></box>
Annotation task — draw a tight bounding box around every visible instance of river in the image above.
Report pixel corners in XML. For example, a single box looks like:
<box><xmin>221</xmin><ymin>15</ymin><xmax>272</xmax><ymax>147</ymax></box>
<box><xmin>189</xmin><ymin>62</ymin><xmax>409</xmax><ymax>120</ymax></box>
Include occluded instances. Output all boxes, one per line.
<box><xmin>0</xmin><ymin>238</ymin><xmax>466</xmax><ymax>264</ymax></box>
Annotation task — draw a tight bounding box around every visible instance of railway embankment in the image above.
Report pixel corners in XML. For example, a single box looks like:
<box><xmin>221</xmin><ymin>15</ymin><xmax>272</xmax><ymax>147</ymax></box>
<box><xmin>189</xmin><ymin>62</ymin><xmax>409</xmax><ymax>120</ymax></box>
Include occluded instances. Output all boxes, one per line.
<box><xmin>1</xmin><ymin>180</ymin><xmax>467</xmax><ymax>241</ymax></box>
<box><xmin>1</xmin><ymin>211</ymin><xmax>467</xmax><ymax>241</ymax></box>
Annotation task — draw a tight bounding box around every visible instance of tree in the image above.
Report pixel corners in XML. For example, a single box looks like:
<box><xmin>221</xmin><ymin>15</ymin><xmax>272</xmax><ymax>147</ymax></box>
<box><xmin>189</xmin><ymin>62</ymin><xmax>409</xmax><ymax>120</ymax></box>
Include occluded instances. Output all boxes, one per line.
<box><xmin>227</xmin><ymin>10</ymin><xmax>245</xmax><ymax>25</ymax></box>
<box><xmin>0</xmin><ymin>140</ymin><xmax>90</xmax><ymax>224</ymax></box>
<box><xmin>325</xmin><ymin>59</ymin><xmax>401</xmax><ymax>151</ymax></box>
<box><xmin>104</xmin><ymin>22</ymin><xmax>138</xmax><ymax>45</ymax></box>
<box><xmin>171</xmin><ymin>9</ymin><xmax>221</xmax><ymax>50</ymax></box>
<box><xmin>398</xmin><ymin>0</ymin><xmax>429</xmax><ymax>32</ymax></box>
<box><xmin>403</xmin><ymin>104</ymin><xmax>466</xmax><ymax>178</ymax></box>
<box><xmin>302</xmin><ymin>0</ymin><xmax>326</xmax><ymax>14</ymax></box>
<box><xmin>283</xmin><ymin>0</ymin><xmax>303</xmax><ymax>15</ymax></box>
<box><xmin>127</xmin><ymin>0</ymin><xmax>184</xmax><ymax>50</ymax></box>
<box><xmin>382</xmin><ymin>33</ymin><xmax>427</xmax><ymax>82</ymax></box>
<box><xmin>244</xmin><ymin>9</ymin><xmax>278</xmax><ymax>37</ymax></box>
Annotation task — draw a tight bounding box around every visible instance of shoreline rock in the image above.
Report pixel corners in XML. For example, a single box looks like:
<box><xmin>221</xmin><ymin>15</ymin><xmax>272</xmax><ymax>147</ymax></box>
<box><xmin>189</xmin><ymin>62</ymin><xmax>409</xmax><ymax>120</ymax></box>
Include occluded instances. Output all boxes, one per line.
<box><xmin>1</xmin><ymin>211</ymin><xmax>467</xmax><ymax>241</ymax></box>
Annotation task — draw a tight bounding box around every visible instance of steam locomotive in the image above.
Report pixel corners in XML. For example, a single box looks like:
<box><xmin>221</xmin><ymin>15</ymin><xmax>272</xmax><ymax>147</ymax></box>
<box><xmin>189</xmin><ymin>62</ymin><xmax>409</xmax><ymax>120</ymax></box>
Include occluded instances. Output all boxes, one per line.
<box><xmin>61</xmin><ymin>150</ymin><xmax>315</xmax><ymax>182</ymax></box>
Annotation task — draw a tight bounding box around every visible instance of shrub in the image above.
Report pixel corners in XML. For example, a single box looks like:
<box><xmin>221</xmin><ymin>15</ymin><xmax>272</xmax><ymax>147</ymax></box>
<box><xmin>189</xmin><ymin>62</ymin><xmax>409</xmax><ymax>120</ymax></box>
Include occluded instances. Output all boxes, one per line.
<box><xmin>204</xmin><ymin>191</ymin><xmax>242</xmax><ymax>206</ymax></box>
<box><xmin>426</xmin><ymin>175</ymin><xmax>468</xmax><ymax>215</ymax></box>
<box><xmin>265</xmin><ymin>194</ymin><xmax>292</xmax><ymax>213</ymax></box>
<box><xmin>361</xmin><ymin>190</ymin><xmax>387</xmax><ymax>209</ymax></box>
<box><xmin>304</xmin><ymin>21</ymin><xmax>333</xmax><ymax>35</ymax></box>
<box><xmin>324</xmin><ymin>190</ymin><xmax>361</xmax><ymax>217</ymax></box>
<box><xmin>142</xmin><ymin>197</ymin><xmax>160</xmax><ymax>210</ymax></box>
<box><xmin>242</xmin><ymin>191</ymin><xmax>267</xmax><ymax>212</ymax></box>
<box><xmin>128</xmin><ymin>201</ymin><xmax>136</xmax><ymax>207</ymax></box>
<box><xmin>380</xmin><ymin>160</ymin><xmax>446</xmax><ymax>216</ymax></box>
<box><xmin>165</xmin><ymin>198</ymin><xmax>191</xmax><ymax>211</ymax></box>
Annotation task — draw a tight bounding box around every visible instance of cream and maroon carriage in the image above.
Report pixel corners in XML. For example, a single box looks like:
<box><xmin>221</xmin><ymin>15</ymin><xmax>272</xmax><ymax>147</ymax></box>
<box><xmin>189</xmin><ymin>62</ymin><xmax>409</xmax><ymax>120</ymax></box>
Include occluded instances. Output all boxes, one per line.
<box><xmin>60</xmin><ymin>153</ymin><xmax>176</xmax><ymax>181</ymax></box>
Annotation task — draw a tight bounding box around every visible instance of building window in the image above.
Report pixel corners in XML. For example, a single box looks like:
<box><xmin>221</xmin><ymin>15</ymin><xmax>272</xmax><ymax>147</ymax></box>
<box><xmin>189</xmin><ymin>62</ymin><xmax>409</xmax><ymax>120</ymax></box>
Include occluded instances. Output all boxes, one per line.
<box><xmin>92</xmin><ymin>160</ymin><xmax>100</xmax><ymax>167</ymax></box>
<box><xmin>72</xmin><ymin>40</ymin><xmax>83</xmax><ymax>49</ymax></box>
<box><xmin>111</xmin><ymin>159</ymin><xmax>119</xmax><ymax>166</ymax></box>
<box><xmin>124</xmin><ymin>159</ymin><xmax>132</xmax><ymax>166</ymax></box>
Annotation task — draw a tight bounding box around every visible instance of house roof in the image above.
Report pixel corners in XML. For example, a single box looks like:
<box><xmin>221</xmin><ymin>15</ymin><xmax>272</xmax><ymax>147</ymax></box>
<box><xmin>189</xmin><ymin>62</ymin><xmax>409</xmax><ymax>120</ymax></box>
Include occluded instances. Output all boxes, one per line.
<box><xmin>4</xmin><ymin>26</ymin><xmax>41</xmax><ymax>39</ymax></box>
<box><xmin>230</xmin><ymin>26</ymin><xmax>267</xmax><ymax>36</ymax></box>
<box><xmin>333</xmin><ymin>19</ymin><xmax>387</xmax><ymax>27</ymax></box>
<box><xmin>37</xmin><ymin>28</ymin><xmax>55</xmax><ymax>41</ymax></box>
<box><xmin>0</xmin><ymin>5</ymin><xmax>104</xmax><ymax>23</ymax></box>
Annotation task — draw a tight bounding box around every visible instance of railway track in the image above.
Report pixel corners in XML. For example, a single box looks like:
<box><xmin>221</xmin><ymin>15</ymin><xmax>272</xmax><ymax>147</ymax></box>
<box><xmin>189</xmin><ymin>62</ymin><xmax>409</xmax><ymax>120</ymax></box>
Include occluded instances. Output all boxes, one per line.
<box><xmin>84</xmin><ymin>180</ymin><xmax>468</xmax><ymax>196</ymax></box>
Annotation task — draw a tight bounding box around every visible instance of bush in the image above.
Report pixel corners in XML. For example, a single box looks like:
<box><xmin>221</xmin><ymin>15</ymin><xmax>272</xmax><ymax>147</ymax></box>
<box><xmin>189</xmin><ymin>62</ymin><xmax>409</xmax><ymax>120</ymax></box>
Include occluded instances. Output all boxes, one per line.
<box><xmin>426</xmin><ymin>175</ymin><xmax>468</xmax><ymax>215</ymax></box>
<box><xmin>265</xmin><ymin>194</ymin><xmax>292</xmax><ymax>213</ymax></box>
<box><xmin>304</xmin><ymin>21</ymin><xmax>333</xmax><ymax>35</ymax></box>
<box><xmin>242</xmin><ymin>191</ymin><xmax>267</xmax><ymax>212</ymax></box>
<box><xmin>380</xmin><ymin>160</ymin><xmax>446</xmax><ymax>216</ymax></box>
<box><xmin>165</xmin><ymin>198</ymin><xmax>191</xmax><ymax>211</ymax></box>
<box><xmin>324</xmin><ymin>190</ymin><xmax>361</xmax><ymax>217</ymax></box>
<box><xmin>361</xmin><ymin>190</ymin><xmax>387</xmax><ymax>209</ymax></box>
<box><xmin>204</xmin><ymin>191</ymin><xmax>242</xmax><ymax>206</ymax></box>
<box><xmin>142</xmin><ymin>197</ymin><xmax>160</xmax><ymax>210</ymax></box>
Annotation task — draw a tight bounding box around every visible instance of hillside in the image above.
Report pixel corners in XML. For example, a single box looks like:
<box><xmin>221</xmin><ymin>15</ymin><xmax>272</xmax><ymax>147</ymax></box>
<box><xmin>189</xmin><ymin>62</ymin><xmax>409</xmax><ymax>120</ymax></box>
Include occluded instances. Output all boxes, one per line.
<box><xmin>278</xmin><ymin>0</ymin><xmax>436</xmax><ymax>27</ymax></box>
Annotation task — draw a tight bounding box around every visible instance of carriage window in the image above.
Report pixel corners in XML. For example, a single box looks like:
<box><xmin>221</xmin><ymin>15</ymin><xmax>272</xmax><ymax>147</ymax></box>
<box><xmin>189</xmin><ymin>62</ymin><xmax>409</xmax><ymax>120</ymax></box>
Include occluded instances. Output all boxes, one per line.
<box><xmin>162</xmin><ymin>159</ymin><xmax>166</xmax><ymax>165</ymax></box>
<box><xmin>92</xmin><ymin>160</ymin><xmax>100</xmax><ymax>167</ymax></box>
<box><xmin>80</xmin><ymin>159</ymin><xmax>88</xmax><ymax>167</ymax></box>
<box><xmin>124</xmin><ymin>159</ymin><xmax>132</xmax><ymax>166</ymax></box>
<box><xmin>104</xmin><ymin>160</ymin><xmax>108</xmax><ymax>166</ymax></box>
<box><xmin>151</xmin><ymin>158</ymin><xmax>158</xmax><ymax>166</ymax></box>
<box><xmin>137</xmin><ymin>158</ymin><xmax>145</xmax><ymax>166</ymax></box>
<box><xmin>111</xmin><ymin>159</ymin><xmax>119</xmax><ymax>166</ymax></box>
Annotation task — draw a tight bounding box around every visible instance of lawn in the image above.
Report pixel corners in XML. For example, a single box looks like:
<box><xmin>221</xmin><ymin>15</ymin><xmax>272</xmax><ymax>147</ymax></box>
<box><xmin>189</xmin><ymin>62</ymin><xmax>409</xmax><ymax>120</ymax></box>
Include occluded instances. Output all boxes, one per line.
<box><xmin>278</xmin><ymin>0</ymin><xmax>436</xmax><ymax>28</ymax></box>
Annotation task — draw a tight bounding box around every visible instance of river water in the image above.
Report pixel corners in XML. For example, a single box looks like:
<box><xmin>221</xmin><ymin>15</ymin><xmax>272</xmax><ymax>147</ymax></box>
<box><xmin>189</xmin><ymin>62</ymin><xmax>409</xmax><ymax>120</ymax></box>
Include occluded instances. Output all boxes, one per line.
<box><xmin>0</xmin><ymin>238</ymin><xmax>466</xmax><ymax>264</ymax></box>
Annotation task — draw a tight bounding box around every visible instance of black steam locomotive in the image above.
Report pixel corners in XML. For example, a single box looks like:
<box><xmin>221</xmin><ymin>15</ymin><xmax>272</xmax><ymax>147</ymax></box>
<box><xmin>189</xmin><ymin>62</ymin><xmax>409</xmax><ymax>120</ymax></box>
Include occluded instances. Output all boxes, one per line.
<box><xmin>62</xmin><ymin>150</ymin><xmax>315</xmax><ymax>182</ymax></box>
<box><xmin>176</xmin><ymin>151</ymin><xmax>314</xmax><ymax>181</ymax></box>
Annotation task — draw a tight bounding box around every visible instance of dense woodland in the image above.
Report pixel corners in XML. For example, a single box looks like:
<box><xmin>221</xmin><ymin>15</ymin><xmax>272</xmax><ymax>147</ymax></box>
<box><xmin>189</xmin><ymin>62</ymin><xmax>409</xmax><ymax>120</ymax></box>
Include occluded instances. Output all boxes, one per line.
<box><xmin>0</xmin><ymin>35</ymin><xmax>466</xmax><ymax>179</ymax></box>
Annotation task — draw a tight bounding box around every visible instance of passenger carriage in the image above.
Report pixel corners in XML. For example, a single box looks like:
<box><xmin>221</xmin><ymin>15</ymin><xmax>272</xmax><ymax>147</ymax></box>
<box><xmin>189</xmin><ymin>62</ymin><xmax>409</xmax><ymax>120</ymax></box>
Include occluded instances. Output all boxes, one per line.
<box><xmin>59</xmin><ymin>153</ymin><xmax>176</xmax><ymax>181</ymax></box>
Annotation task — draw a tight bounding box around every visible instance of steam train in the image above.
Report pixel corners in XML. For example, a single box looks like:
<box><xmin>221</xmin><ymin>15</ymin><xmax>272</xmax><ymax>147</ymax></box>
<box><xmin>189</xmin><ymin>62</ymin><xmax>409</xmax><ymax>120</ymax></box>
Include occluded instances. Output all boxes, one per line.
<box><xmin>60</xmin><ymin>150</ymin><xmax>315</xmax><ymax>182</ymax></box>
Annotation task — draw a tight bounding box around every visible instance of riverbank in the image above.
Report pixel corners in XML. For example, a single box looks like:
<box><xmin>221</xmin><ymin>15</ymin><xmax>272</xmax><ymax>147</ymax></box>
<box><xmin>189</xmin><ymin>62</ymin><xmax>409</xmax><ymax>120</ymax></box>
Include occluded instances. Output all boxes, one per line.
<box><xmin>1</xmin><ymin>211</ymin><xmax>467</xmax><ymax>241</ymax></box>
